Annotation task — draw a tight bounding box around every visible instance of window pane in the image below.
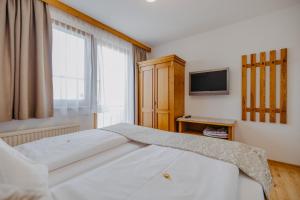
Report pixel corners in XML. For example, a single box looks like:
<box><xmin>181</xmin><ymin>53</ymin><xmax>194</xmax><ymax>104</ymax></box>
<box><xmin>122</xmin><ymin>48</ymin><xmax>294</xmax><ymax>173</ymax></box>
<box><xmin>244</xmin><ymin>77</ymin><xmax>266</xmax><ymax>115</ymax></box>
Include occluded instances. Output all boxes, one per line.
<box><xmin>53</xmin><ymin>77</ymin><xmax>61</xmax><ymax>100</ymax></box>
<box><xmin>78</xmin><ymin>79</ymin><xmax>85</xmax><ymax>99</ymax></box>
<box><xmin>52</xmin><ymin>27</ymin><xmax>85</xmax><ymax>101</ymax></box>
<box><xmin>66</xmin><ymin>79</ymin><xmax>77</xmax><ymax>100</ymax></box>
<box><xmin>97</xmin><ymin>44</ymin><xmax>129</xmax><ymax>128</ymax></box>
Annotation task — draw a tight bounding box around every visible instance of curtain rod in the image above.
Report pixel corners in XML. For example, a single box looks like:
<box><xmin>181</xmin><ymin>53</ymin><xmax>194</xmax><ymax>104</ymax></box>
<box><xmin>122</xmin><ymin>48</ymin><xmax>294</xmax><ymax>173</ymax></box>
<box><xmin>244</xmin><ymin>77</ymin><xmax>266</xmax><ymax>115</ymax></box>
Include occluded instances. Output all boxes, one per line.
<box><xmin>41</xmin><ymin>0</ymin><xmax>151</xmax><ymax>52</ymax></box>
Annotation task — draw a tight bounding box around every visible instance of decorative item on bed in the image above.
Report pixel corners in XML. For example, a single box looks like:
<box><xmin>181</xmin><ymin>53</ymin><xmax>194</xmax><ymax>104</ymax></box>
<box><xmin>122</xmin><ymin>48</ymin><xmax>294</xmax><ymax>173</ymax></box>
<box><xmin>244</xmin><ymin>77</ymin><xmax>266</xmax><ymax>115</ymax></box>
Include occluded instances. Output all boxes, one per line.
<box><xmin>241</xmin><ymin>48</ymin><xmax>287</xmax><ymax>124</ymax></box>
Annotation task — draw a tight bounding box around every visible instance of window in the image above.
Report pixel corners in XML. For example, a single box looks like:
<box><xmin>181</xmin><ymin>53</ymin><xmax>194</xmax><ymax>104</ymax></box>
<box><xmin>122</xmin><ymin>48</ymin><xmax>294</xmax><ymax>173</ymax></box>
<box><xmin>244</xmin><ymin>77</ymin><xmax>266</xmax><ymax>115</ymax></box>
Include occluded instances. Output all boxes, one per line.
<box><xmin>52</xmin><ymin>27</ymin><xmax>85</xmax><ymax>100</ymax></box>
<box><xmin>96</xmin><ymin>43</ymin><xmax>134</xmax><ymax>127</ymax></box>
<box><xmin>52</xmin><ymin>24</ymin><xmax>92</xmax><ymax>113</ymax></box>
<box><xmin>51</xmin><ymin>19</ymin><xmax>133</xmax><ymax>122</ymax></box>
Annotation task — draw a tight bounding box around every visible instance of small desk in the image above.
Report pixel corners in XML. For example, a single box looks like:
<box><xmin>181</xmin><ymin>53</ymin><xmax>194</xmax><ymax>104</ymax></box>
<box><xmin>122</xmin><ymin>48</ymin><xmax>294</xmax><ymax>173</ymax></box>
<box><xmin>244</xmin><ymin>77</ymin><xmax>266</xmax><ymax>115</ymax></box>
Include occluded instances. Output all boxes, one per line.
<box><xmin>177</xmin><ymin>116</ymin><xmax>237</xmax><ymax>141</ymax></box>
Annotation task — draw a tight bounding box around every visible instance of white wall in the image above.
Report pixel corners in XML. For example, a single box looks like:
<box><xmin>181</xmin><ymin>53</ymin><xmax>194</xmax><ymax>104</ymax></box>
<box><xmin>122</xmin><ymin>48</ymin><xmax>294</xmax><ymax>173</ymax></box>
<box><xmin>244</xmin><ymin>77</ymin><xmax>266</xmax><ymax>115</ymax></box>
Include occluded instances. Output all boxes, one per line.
<box><xmin>151</xmin><ymin>5</ymin><xmax>300</xmax><ymax>165</ymax></box>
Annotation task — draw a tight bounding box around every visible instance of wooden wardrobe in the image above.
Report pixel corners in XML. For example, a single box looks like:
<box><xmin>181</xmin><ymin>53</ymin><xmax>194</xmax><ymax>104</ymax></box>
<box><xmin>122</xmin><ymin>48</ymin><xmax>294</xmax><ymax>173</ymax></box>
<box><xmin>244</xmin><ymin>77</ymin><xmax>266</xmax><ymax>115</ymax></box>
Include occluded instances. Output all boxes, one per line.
<box><xmin>138</xmin><ymin>55</ymin><xmax>185</xmax><ymax>132</ymax></box>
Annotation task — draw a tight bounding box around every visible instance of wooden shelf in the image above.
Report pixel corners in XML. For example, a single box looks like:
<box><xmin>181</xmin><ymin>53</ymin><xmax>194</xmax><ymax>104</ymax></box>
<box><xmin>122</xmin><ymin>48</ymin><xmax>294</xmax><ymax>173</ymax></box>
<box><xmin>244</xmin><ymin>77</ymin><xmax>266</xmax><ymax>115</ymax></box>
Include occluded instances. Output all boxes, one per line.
<box><xmin>177</xmin><ymin>116</ymin><xmax>236</xmax><ymax>126</ymax></box>
<box><xmin>184</xmin><ymin>130</ymin><xmax>203</xmax><ymax>135</ymax></box>
<box><xmin>177</xmin><ymin>116</ymin><xmax>236</xmax><ymax>141</ymax></box>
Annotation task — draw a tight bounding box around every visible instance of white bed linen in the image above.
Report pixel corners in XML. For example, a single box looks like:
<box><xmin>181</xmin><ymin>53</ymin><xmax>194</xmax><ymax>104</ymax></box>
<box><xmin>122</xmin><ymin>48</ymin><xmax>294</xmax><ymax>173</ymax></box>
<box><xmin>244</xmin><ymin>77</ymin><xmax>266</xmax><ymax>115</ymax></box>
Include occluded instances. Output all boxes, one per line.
<box><xmin>51</xmin><ymin>145</ymin><xmax>239</xmax><ymax>200</ymax></box>
<box><xmin>0</xmin><ymin>139</ymin><xmax>50</xmax><ymax>199</ymax></box>
<box><xmin>49</xmin><ymin>142</ymin><xmax>145</xmax><ymax>187</ymax></box>
<box><xmin>15</xmin><ymin>129</ymin><xmax>128</xmax><ymax>171</ymax></box>
<box><xmin>238</xmin><ymin>173</ymin><xmax>264</xmax><ymax>200</ymax></box>
<box><xmin>48</xmin><ymin>144</ymin><xmax>264</xmax><ymax>200</ymax></box>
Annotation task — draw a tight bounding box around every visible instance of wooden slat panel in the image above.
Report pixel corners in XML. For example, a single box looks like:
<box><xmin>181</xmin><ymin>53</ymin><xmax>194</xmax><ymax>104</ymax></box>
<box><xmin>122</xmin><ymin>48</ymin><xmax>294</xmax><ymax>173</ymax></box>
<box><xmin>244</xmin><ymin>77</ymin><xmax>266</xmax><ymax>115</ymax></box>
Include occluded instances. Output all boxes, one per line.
<box><xmin>242</xmin><ymin>55</ymin><xmax>247</xmax><ymax>120</ymax></box>
<box><xmin>270</xmin><ymin>50</ymin><xmax>277</xmax><ymax>123</ymax></box>
<box><xmin>245</xmin><ymin>60</ymin><xmax>282</xmax><ymax>68</ymax></box>
<box><xmin>246</xmin><ymin>108</ymin><xmax>280</xmax><ymax>113</ymax></box>
<box><xmin>242</xmin><ymin>49</ymin><xmax>287</xmax><ymax>124</ymax></box>
<box><xmin>250</xmin><ymin>54</ymin><xmax>256</xmax><ymax>121</ymax></box>
<box><xmin>259</xmin><ymin>52</ymin><xmax>266</xmax><ymax>122</ymax></box>
<box><xmin>280</xmin><ymin>48</ymin><xmax>287</xmax><ymax>124</ymax></box>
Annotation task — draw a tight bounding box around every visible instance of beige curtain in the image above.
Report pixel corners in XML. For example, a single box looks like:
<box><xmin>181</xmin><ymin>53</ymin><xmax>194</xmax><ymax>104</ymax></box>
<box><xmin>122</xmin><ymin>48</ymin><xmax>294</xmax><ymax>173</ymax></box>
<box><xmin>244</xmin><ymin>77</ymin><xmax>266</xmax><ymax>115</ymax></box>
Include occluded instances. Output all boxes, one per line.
<box><xmin>133</xmin><ymin>45</ymin><xmax>147</xmax><ymax>124</ymax></box>
<box><xmin>0</xmin><ymin>0</ymin><xmax>53</xmax><ymax>122</ymax></box>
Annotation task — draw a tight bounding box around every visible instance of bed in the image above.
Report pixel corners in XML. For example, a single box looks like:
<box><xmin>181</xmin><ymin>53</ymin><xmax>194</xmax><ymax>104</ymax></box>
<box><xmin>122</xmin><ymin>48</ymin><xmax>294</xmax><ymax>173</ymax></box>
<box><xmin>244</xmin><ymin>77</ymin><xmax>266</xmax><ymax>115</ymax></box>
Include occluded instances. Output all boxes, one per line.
<box><xmin>11</xmin><ymin>125</ymin><xmax>265</xmax><ymax>200</ymax></box>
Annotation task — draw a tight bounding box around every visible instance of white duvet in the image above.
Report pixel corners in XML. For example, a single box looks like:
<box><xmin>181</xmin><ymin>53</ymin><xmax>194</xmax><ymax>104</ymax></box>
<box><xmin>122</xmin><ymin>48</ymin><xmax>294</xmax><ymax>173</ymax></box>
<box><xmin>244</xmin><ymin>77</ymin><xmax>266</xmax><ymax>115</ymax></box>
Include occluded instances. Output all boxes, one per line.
<box><xmin>51</xmin><ymin>145</ymin><xmax>239</xmax><ymax>200</ymax></box>
<box><xmin>15</xmin><ymin>129</ymin><xmax>128</xmax><ymax>171</ymax></box>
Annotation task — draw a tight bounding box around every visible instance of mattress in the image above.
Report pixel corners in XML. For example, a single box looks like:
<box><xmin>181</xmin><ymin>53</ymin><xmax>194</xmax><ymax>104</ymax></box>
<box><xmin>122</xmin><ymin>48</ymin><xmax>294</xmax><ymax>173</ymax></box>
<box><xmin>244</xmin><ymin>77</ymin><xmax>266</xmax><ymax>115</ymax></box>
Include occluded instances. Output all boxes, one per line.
<box><xmin>49</xmin><ymin>144</ymin><xmax>264</xmax><ymax>200</ymax></box>
<box><xmin>15</xmin><ymin>129</ymin><xmax>264</xmax><ymax>200</ymax></box>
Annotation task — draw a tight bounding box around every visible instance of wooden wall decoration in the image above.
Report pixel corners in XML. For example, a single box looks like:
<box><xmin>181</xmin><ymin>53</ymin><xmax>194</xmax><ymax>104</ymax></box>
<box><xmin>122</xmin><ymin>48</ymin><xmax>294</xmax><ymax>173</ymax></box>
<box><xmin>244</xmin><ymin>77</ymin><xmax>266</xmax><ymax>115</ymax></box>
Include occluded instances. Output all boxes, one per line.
<box><xmin>241</xmin><ymin>48</ymin><xmax>287</xmax><ymax>124</ymax></box>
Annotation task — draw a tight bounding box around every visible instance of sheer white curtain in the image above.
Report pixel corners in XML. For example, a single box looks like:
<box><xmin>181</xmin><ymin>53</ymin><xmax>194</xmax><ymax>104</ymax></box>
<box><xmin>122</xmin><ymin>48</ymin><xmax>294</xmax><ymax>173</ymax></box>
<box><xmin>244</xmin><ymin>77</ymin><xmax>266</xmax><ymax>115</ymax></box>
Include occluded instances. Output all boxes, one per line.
<box><xmin>50</xmin><ymin>7</ymin><xmax>134</xmax><ymax>126</ymax></box>
<box><xmin>52</xmin><ymin>21</ymin><xmax>93</xmax><ymax>115</ymax></box>
<box><xmin>96</xmin><ymin>36</ymin><xmax>134</xmax><ymax>127</ymax></box>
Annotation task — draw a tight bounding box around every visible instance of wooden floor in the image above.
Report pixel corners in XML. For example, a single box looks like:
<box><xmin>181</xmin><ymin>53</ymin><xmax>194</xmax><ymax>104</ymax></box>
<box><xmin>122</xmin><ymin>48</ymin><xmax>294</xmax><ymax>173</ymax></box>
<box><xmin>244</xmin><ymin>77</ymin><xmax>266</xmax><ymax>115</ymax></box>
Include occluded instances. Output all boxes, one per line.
<box><xmin>269</xmin><ymin>160</ymin><xmax>300</xmax><ymax>200</ymax></box>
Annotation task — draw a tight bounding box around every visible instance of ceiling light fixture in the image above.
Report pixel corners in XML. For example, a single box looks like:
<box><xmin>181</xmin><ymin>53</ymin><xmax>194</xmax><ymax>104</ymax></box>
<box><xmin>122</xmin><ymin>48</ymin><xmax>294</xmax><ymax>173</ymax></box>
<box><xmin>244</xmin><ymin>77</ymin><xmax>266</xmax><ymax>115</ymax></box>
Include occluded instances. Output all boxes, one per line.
<box><xmin>146</xmin><ymin>0</ymin><xmax>156</xmax><ymax>3</ymax></box>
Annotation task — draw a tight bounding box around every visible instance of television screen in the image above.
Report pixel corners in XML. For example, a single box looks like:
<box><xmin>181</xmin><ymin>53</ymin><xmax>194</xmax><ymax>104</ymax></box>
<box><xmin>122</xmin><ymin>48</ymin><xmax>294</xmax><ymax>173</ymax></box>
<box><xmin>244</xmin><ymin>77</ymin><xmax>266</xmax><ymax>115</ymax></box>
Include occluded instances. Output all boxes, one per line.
<box><xmin>189</xmin><ymin>68</ymin><xmax>229</xmax><ymax>95</ymax></box>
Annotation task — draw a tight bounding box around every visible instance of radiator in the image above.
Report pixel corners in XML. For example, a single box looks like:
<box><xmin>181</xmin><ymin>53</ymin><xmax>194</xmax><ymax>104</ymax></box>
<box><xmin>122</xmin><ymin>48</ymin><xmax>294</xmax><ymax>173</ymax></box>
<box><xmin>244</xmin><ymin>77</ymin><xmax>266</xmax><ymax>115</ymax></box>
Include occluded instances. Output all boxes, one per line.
<box><xmin>0</xmin><ymin>124</ymin><xmax>80</xmax><ymax>146</ymax></box>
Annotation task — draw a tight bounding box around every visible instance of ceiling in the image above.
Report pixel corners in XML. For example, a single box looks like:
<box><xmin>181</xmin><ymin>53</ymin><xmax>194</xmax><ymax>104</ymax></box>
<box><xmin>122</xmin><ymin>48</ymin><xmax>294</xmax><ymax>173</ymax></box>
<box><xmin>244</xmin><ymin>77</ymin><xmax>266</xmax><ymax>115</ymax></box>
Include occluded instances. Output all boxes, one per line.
<box><xmin>60</xmin><ymin>0</ymin><xmax>300</xmax><ymax>47</ymax></box>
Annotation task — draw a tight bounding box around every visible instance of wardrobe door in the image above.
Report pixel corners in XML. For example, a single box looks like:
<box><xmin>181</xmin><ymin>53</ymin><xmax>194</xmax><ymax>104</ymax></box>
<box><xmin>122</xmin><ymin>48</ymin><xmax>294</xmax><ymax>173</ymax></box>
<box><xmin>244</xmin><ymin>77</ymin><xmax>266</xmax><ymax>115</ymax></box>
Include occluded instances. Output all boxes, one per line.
<box><xmin>155</xmin><ymin>63</ymin><xmax>170</xmax><ymax>131</ymax></box>
<box><xmin>139</xmin><ymin>65</ymin><xmax>155</xmax><ymax>128</ymax></box>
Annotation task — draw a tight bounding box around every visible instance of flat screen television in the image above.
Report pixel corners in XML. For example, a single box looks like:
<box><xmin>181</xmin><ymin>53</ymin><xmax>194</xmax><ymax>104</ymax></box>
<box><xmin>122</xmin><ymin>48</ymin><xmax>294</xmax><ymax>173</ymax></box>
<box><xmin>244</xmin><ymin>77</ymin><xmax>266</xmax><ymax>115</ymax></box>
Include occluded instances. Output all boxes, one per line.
<box><xmin>189</xmin><ymin>68</ymin><xmax>229</xmax><ymax>95</ymax></box>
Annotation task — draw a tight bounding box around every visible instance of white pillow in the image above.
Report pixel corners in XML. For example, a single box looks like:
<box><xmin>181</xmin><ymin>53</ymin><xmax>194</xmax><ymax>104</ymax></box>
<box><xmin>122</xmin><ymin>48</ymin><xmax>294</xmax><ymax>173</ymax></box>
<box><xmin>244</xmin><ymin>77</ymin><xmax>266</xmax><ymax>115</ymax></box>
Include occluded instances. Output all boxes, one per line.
<box><xmin>0</xmin><ymin>139</ymin><xmax>51</xmax><ymax>199</ymax></box>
